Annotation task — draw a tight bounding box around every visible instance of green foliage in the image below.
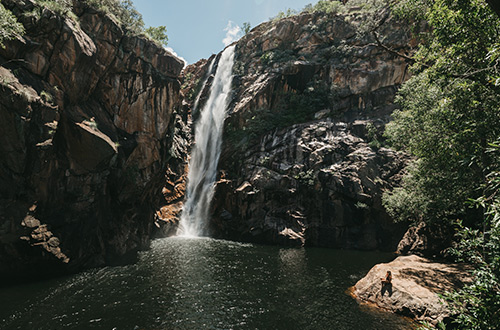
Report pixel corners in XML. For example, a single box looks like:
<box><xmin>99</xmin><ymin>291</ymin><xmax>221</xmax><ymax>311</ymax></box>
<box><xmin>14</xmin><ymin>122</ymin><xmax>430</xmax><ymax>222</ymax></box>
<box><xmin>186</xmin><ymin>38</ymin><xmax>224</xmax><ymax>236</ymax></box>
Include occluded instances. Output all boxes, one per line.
<box><xmin>271</xmin><ymin>8</ymin><xmax>297</xmax><ymax>21</ymax></box>
<box><xmin>40</xmin><ymin>90</ymin><xmax>53</xmax><ymax>103</ymax></box>
<box><xmin>355</xmin><ymin>201</ymin><xmax>369</xmax><ymax>210</ymax></box>
<box><xmin>0</xmin><ymin>3</ymin><xmax>25</xmax><ymax>48</ymax></box>
<box><xmin>391</xmin><ymin>0</ymin><xmax>431</xmax><ymax>21</ymax></box>
<box><xmin>260</xmin><ymin>49</ymin><xmax>296</xmax><ymax>66</ymax></box>
<box><xmin>417</xmin><ymin>320</ymin><xmax>447</xmax><ymax>330</ymax></box>
<box><xmin>384</xmin><ymin>0</ymin><xmax>500</xmax><ymax>224</ymax></box>
<box><xmin>382</xmin><ymin>160</ymin><xmax>431</xmax><ymax>223</ymax></box>
<box><xmin>233</xmin><ymin>59</ymin><xmax>246</xmax><ymax>76</ymax></box>
<box><xmin>242</xmin><ymin>22</ymin><xmax>251</xmax><ymax>34</ymax></box>
<box><xmin>444</xmin><ymin>160</ymin><xmax>500</xmax><ymax>329</ymax></box>
<box><xmin>303</xmin><ymin>0</ymin><xmax>346</xmax><ymax>14</ymax></box>
<box><xmin>23</xmin><ymin>7</ymin><xmax>42</xmax><ymax>21</ymax></box>
<box><xmin>85</xmin><ymin>0</ymin><xmax>144</xmax><ymax>34</ymax></box>
<box><xmin>294</xmin><ymin>169</ymin><xmax>316</xmax><ymax>187</ymax></box>
<box><xmin>383</xmin><ymin>1</ymin><xmax>500</xmax><ymax>328</ymax></box>
<box><xmin>145</xmin><ymin>25</ymin><xmax>168</xmax><ymax>47</ymax></box>
<box><xmin>185</xmin><ymin>78</ymin><xmax>202</xmax><ymax>103</ymax></box>
<box><xmin>366</xmin><ymin>122</ymin><xmax>383</xmax><ymax>149</ymax></box>
<box><xmin>35</xmin><ymin>0</ymin><xmax>73</xmax><ymax>16</ymax></box>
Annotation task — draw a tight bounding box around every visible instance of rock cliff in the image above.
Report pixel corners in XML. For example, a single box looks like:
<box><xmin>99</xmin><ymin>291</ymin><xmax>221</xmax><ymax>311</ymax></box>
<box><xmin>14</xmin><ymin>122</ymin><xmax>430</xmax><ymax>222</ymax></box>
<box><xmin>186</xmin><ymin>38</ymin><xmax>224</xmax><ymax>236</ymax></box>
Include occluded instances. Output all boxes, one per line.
<box><xmin>0</xmin><ymin>0</ymin><xmax>186</xmax><ymax>281</ymax></box>
<box><xmin>182</xmin><ymin>8</ymin><xmax>417</xmax><ymax>249</ymax></box>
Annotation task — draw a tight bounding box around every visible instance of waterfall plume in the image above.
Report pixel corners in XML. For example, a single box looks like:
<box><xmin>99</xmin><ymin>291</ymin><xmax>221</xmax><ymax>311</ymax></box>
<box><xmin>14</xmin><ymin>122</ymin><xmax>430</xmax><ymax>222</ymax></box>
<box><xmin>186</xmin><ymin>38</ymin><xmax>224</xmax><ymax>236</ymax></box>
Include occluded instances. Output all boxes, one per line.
<box><xmin>178</xmin><ymin>45</ymin><xmax>236</xmax><ymax>237</ymax></box>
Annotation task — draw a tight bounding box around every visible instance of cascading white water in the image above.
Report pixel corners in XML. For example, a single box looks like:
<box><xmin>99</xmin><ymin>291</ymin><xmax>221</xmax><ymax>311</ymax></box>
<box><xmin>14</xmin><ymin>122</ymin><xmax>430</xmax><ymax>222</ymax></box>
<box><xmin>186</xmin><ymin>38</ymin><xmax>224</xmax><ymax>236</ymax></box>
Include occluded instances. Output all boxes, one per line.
<box><xmin>178</xmin><ymin>45</ymin><xmax>236</xmax><ymax>237</ymax></box>
<box><xmin>192</xmin><ymin>57</ymin><xmax>215</xmax><ymax>114</ymax></box>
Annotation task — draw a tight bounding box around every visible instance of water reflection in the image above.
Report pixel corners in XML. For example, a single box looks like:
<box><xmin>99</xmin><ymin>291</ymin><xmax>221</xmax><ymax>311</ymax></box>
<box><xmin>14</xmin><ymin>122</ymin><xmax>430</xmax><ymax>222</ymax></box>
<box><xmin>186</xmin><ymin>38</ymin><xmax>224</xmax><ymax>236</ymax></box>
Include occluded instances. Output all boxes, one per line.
<box><xmin>0</xmin><ymin>238</ymin><xmax>413</xmax><ymax>330</ymax></box>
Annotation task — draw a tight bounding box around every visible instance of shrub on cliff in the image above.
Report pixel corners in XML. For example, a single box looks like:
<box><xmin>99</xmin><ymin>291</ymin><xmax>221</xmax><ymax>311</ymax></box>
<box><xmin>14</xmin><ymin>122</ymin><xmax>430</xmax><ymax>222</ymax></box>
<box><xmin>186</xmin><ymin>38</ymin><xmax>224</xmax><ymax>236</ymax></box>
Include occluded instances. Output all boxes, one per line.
<box><xmin>85</xmin><ymin>0</ymin><xmax>168</xmax><ymax>46</ymax></box>
<box><xmin>0</xmin><ymin>3</ymin><xmax>24</xmax><ymax>47</ymax></box>
<box><xmin>303</xmin><ymin>0</ymin><xmax>346</xmax><ymax>14</ymax></box>
<box><xmin>145</xmin><ymin>25</ymin><xmax>168</xmax><ymax>47</ymax></box>
<box><xmin>34</xmin><ymin>0</ymin><xmax>73</xmax><ymax>15</ymax></box>
<box><xmin>85</xmin><ymin>0</ymin><xmax>144</xmax><ymax>33</ymax></box>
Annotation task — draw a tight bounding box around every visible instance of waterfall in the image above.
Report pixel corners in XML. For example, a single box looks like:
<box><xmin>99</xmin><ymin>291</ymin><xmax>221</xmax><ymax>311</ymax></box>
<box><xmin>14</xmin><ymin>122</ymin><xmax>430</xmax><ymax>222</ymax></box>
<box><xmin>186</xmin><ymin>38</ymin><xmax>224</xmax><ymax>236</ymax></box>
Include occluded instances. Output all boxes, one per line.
<box><xmin>178</xmin><ymin>45</ymin><xmax>236</xmax><ymax>237</ymax></box>
<box><xmin>192</xmin><ymin>57</ymin><xmax>215</xmax><ymax>114</ymax></box>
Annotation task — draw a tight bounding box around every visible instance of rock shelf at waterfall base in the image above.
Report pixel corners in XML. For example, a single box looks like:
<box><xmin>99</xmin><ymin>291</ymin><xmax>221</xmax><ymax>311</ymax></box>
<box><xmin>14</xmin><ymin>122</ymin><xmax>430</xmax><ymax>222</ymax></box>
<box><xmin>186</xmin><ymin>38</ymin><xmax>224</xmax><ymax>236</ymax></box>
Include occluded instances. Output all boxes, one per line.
<box><xmin>351</xmin><ymin>255</ymin><xmax>473</xmax><ymax>325</ymax></box>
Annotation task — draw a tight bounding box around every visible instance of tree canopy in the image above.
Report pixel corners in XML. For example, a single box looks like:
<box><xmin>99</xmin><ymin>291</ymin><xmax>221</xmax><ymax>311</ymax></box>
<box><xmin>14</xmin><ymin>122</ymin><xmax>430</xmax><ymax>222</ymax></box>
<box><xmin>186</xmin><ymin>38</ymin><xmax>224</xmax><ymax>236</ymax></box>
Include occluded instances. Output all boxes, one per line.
<box><xmin>383</xmin><ymin>0</ymin><xmax>500</xmax><ymax>328</ymax></box>
<box><xmin>384</xmin><ymin>0</ymin><xmax>500</xmax><ymax>225</ymax></box>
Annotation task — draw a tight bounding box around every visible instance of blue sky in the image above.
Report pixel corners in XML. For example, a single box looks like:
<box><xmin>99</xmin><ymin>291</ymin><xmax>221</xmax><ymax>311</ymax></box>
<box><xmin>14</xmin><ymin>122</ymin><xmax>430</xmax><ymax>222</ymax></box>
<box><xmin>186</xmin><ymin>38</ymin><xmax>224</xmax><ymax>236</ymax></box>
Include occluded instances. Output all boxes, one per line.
<box><xmin>132</xmin><ymin>0</ymin><xmax>316</xmax><ymax>64</ymax></box>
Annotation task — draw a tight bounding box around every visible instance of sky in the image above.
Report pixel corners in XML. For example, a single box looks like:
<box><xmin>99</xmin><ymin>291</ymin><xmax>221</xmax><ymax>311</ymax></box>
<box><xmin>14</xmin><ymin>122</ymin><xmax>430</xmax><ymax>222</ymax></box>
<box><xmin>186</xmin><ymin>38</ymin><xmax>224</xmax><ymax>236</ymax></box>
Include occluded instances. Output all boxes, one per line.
<box><xmin>132</xmin><ymin>0</ymin><xmax>316</xmax><ymax>64</ymax></box>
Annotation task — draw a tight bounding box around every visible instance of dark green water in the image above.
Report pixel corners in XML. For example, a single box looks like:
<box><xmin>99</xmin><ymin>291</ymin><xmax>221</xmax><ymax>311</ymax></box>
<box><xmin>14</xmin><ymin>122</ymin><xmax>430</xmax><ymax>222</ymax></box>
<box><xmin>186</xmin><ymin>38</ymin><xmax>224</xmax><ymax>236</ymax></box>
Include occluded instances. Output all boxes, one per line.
<box><xmin>0</xmin><ymin>237</ymin><xmax>413</xmax><ymax>329</ymax></box>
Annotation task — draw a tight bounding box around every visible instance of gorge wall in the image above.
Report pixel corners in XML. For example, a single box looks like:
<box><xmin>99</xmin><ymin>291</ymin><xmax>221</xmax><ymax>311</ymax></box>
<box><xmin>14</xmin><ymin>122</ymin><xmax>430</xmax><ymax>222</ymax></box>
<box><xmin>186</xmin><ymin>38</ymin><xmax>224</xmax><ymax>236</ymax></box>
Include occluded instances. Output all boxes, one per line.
<box><xmin>0</xmin><ymin>0</ymin><xmax>187</xmax><ymax>281</ymax></box>
<box><xmin>0</xmin><ymin>0</ymin><xmax>421</xmax><ymax>281</ymax></box>
<box><xmin>184</xmin><ymin>8</ymin><xmax>418</xmax><ymax>249</ymax></box>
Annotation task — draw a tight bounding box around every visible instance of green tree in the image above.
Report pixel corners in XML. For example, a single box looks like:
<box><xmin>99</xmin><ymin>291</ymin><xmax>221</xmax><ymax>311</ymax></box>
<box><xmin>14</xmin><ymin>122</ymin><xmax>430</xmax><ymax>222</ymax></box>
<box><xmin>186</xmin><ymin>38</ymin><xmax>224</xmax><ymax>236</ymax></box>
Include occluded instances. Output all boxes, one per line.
<box><xmin>0</xmin><ymin>3</ymin><xmax>24</xmax><ymax>48</ymax></box>
<box><xmin>242</xmin><ymin>22</ymin><xmax>251</xmax><ymax>34</ymax></box>
<box><xmin>384</xmin><ymin>1</ymin><xmax>500</xmax><ymax>328</ymax></box>
<box><xmin>85</xmin><ymin>0</ymin><xmax>144</xmax><ymax>34</ymax></box>
<box><xmin>384</xmin><ymin>0</ymin><xmax>500</xmax><ymax>224</ymax></box>
<box><xmin>444</xmin><ymin>146</ymin><xmax>500</xmax><ymax>329</ymax></box>
<box><xmin>145</xmin><ymin>25</ymin><xmax>168</xmax><ymax>47</ymax></box>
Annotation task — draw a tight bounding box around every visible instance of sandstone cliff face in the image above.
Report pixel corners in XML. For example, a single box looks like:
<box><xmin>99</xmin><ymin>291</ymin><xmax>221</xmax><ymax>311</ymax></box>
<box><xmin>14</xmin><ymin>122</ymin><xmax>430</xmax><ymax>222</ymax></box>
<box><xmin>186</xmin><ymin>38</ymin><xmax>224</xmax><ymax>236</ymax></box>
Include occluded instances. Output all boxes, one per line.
<box><xmin>0</xmin><ymin>0</ymin><xmax>185</xmax><ymax>280</ymax></box>
<box><xmin>193</xmin><ymin>9</ymin><xmax>417</xmax><ymax>249</ymax></box>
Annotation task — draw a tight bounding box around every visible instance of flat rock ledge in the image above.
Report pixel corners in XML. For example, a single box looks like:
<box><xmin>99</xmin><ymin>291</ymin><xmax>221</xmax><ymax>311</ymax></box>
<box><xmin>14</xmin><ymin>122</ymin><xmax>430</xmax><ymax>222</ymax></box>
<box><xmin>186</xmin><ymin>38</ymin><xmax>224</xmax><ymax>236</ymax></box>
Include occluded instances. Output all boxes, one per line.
<box><xmin>351</xmin><ymin>255</ymin><xmax>472</xmax><ymax>325</ymax></box>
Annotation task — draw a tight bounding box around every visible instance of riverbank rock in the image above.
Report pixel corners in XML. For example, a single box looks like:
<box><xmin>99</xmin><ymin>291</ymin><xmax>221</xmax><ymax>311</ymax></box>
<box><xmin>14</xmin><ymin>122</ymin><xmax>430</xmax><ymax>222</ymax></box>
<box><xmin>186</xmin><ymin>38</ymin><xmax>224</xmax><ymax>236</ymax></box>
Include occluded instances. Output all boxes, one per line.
<box><xmin>0</xmin><ymin>0</ymin><xmax>187</xmax><ymax>281</ymax></box>
<box><xmin>181</xmin><ymin>6</ymin><xmax>420</xmax><ymax>249</ymax></box>
<box><xmin>352</xmin><ymin>255</ymin><xmax>472</xmax><ymax>325</ymax></box>
<box><xmin>397</xmin><ymin>222</ymin><xmax>455</xmax><ymax>258</ymax></box>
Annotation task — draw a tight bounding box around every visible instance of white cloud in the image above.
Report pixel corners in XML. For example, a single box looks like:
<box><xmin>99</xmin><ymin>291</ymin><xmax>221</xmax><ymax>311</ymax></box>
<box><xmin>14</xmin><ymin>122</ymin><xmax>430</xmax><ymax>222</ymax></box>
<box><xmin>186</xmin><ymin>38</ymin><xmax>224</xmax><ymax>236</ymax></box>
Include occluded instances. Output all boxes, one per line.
<box><xmin>165</xmin><ymin>46</ymin><xmax>187</xmax><ymax>68</ymax></box>
<box><xmin>222</xmin><ymin>21</ymin><xmax>243</xmax><ymax>47</ymax></box>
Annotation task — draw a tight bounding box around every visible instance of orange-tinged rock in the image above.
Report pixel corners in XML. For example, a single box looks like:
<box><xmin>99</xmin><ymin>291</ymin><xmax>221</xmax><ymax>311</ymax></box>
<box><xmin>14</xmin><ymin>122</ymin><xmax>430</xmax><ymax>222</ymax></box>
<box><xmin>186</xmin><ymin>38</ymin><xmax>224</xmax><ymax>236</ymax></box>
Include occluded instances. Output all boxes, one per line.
<box><xmin>352</xmin><ymin>255</ymin><xmax>472</xmax><ymax>325</ymax></box>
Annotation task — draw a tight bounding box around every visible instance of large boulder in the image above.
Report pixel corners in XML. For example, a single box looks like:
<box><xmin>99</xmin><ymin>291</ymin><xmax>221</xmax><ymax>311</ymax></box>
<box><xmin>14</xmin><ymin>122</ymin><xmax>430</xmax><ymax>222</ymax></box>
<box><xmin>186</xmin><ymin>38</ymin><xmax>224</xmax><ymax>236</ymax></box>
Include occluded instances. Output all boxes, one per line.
<box><xmin>352</xmin><ymin>255</ymin><xmax>472</xmax><ymax>325</ymax></box>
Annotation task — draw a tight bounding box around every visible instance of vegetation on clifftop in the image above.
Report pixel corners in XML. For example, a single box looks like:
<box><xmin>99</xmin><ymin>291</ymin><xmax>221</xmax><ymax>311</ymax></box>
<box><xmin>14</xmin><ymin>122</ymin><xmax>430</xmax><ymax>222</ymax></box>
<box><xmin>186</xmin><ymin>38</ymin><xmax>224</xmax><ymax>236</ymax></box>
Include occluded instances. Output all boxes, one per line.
<box><xmin>1</xmin><ymin>0</ymin><xmax>169</xmax><ymax>47</ymax></box>
<box><xmin>0</xmin><ymin>3</ymin><xmax>24</xmax><ymax>47</ymax></box>
<box><xmin>382</xmin><ymin>0</ymin><xmax>500</xmax><ymax>328</ymax></box>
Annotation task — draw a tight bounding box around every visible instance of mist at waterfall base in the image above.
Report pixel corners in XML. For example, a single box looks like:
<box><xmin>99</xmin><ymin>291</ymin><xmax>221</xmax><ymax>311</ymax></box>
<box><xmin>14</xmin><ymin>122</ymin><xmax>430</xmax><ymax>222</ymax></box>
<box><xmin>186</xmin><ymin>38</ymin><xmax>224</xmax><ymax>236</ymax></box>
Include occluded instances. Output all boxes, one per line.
<box><xmin>0</xmin><ymin>238</ymin><xmax>413</xmax><ymax>329</ymax></box>
<box><xmin>178</xmin><ymin>45</ymin><xmax>235</xmax><ymax>237</ymax></box>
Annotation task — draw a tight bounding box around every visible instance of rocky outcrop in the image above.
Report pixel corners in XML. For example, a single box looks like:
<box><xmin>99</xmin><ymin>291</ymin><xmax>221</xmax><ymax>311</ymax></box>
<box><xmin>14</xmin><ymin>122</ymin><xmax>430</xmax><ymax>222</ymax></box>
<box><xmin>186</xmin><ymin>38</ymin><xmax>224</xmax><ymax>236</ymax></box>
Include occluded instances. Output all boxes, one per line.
<box><xmin>189</xmin><ymin>7</ymin><xmax>418</xmax><ymax>248</ymax></box>
<box><xmin>352</xmin><ymin>255</ymin><xmax>472</xmax><ymax>325</ymax></box>
<box><xmin>0</xmin><ymin>0</ymin><xmax>185</xmax><ymax>281</ymax></box>
<box><xmin>213</xmin><ymin>120</ymin><xmax>409</xmax><ymax>248</ymax></box>
<box><xmin>396</xmin><ymin>222</ymin><xmax>455</xmax><ymax>258</ymax></box>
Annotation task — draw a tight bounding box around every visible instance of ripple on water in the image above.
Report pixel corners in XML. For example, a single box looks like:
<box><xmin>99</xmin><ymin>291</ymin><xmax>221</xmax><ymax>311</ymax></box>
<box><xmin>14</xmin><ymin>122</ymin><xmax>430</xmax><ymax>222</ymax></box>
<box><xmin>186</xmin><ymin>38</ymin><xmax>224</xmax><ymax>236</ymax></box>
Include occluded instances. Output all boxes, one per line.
<box><xmin>0</xmin><ymin>237</ymin><xmax>413</xmax><ymax>330</ymax></box>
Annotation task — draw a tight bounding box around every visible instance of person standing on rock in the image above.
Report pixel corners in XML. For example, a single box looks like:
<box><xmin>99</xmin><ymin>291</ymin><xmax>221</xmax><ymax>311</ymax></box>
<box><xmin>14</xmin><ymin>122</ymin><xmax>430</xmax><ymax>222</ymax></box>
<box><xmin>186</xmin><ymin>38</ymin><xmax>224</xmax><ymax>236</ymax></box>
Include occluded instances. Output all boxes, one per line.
<box><xmin>381</xmin><ymin>271</ymin><xmax>392</xmax><ymax>285</ymax></box>
<box><xmin>380</xmin><ymin>271</ymin><xmax>393</xmax><ymax>297</ymax></box>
